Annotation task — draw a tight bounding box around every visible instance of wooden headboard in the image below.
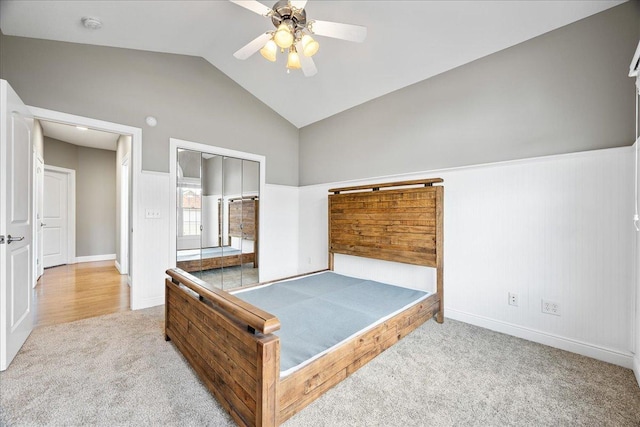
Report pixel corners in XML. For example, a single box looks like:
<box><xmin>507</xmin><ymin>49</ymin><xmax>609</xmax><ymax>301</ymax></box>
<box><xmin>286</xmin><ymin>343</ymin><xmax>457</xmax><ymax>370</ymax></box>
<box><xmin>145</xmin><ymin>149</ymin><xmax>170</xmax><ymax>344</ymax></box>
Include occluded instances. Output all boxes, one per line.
<box><xmin>229</xmin><ymin>197</ymin><xmax>258</xmax><ymax>241</ymax></box>
<box><xmin>328</xmin><ymin>178</ymin><xmax>443</xmax><ymax>304</ymax></box>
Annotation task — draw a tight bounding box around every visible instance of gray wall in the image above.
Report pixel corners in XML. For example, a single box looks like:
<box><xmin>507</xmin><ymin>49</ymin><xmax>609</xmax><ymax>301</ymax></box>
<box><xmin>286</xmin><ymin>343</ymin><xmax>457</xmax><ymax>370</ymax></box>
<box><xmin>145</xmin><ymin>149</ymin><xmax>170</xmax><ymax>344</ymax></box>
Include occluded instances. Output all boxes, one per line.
<box><xmin>0</xmin><ymin>36</ymin><xmax>299</xmax><ymax>186</ymax></box>
<box><xmin>203</xmin><ymin>156</ymin><xmax>222</xmax><ymax>196</ymax></box>
<box><xmin>200</xmin><ymin>155</ymin><xmax>260</xmax><ymax>196</ymax></box>
<box><xmin>223</xmin><ymin>157</ymin><xmax>244</xmax><ymax>196</ymax></box>
<box><xmin>44</xmin><ymin>137</ymin><xmax>78</xmax><ymax>170</ymax></box>
<box><xmin>299</xmin><ymin>2</ymin><xmax>640</xmax><ymax>185</ymax></box>
<box><xmin>44</xmin><ymin>137</ymin><xmax>117</xmax><ymax>257</ymax></box>
<box><xmin>0</xmin><ymin>30</ymin><xmax>5</xmax><ymax>79</ymax></box>
<box><xmin>177</xmin><ymin>150</ymin><xmax>202</xmax><ymax>180</ymax></box>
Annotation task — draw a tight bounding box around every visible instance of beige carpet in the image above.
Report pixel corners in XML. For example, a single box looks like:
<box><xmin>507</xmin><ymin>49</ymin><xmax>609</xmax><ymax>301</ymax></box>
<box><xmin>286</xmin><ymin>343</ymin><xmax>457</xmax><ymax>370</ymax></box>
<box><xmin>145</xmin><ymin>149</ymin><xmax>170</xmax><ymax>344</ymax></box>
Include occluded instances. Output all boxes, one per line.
<box><xmin>1</xmin><ymin>306</ymin><xmax>639</xmax><ymax>426</ymax></box>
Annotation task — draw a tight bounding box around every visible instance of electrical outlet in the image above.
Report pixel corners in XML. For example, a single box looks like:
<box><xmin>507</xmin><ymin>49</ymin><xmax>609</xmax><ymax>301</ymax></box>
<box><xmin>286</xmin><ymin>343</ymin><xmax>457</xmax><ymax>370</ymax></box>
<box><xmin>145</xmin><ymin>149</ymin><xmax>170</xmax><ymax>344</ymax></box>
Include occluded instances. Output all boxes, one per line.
<box><xmin>508</xmin><ymin>292</ymin><xmax>518</xmax><ymax>307</ymax></box>
<box><xmin>542</xmin><ymin>299</ymin><xmax>561</xmax><ymax>316</ymax></box>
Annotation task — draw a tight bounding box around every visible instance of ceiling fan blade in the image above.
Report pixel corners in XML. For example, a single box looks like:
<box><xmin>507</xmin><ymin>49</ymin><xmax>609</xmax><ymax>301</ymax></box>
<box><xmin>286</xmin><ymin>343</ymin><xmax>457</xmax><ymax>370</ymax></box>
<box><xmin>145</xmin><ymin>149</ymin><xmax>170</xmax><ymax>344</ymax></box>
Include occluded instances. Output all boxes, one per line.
<box><xmin>229</xmin><ymin>0</ymin><xmax>272</xmax><ymax>16</ymax></box>
<box><xmin>308</xmin><ymin>20</ymin><xmax>367</xmax><ymax>43</ymax></box>
<box><xmin>233</xmin><ymin>33</ymin><xmax>272</xmax><ymax>60</ymax></box>
<box><xmin>295</xmin><ymin>41</ymin><xmax>317</xmax><ymax>77</ymax></box>
<box><xmin>290</xmin><ymin>0</ymin><xmax>308</xmax><ymax>10</ymax></box>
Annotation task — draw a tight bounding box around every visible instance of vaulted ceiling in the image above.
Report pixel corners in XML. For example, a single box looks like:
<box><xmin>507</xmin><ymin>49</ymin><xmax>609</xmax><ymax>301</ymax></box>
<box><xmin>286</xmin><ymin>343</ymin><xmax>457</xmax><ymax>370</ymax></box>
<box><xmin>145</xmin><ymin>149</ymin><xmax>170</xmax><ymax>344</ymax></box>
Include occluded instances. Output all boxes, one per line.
<box><xmin>0</xmin><ymin>0</ymin><xmax>624</xmax><ymax>128</ymax></box>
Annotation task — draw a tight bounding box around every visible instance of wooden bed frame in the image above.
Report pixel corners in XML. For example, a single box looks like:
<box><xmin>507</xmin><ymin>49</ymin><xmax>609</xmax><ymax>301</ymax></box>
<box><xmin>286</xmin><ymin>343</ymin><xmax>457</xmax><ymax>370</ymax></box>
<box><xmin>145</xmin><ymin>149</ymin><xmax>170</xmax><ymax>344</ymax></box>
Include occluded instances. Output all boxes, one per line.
<box><xmin>165</xmin><ymin>179</ymin><xmax>443</xmax><ymax>426</ymax></box>
<box><xmin>176</xmin><ymin>250</ymin><xmax>256</xmax><ymax>272</ymax></box>
<box><xmin>176</xmin><ymin>197</ymin><xmax>259</xmax><ymax>272</ymax></box>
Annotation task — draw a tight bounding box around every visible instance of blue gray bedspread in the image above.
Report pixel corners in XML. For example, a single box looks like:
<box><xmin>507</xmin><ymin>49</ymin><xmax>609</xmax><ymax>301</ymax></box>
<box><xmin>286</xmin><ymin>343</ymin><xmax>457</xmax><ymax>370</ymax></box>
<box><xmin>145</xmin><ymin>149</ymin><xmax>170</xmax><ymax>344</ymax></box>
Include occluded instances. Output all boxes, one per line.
<box><xmin>233</xmin><ymin>272</ymin><xmax>429</xmax><ymax>376</ymax></box>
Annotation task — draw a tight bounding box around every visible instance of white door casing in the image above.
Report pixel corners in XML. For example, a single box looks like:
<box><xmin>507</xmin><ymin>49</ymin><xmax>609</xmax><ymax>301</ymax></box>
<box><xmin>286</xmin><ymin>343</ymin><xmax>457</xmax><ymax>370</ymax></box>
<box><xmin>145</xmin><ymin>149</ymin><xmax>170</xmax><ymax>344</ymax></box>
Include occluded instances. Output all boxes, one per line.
<box><xmin>34</xmin><ymin>154</ymin><xmax>44</xmax><ymax>282</ymax></box>
<box><xmin>119</xmin><ymin>154</ymin><xmax>129</xmax><ymax>275</ymax></box>
<box><xmin>28</xmin><ymin>106</ymin><xmax>144</xmax><ymax>309</ymax></box>
<box><xmin>43</xmin><ymin>167</ymin><xmax>75</xmax><ymax>268</ymax></box>
<box><xmin>1</xmin><ymin>80</ymin><xmax>34</xmax><ymax>371</ymax></box>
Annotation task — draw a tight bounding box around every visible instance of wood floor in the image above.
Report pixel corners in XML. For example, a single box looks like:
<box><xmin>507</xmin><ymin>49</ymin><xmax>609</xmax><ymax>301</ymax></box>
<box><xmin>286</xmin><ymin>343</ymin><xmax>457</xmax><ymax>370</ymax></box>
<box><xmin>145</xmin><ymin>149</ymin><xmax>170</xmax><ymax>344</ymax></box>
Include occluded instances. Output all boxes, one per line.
<box><xmin>34</xmin><ymin>260</ymin><xmax>130</xmax><ymax>328</ymax></box>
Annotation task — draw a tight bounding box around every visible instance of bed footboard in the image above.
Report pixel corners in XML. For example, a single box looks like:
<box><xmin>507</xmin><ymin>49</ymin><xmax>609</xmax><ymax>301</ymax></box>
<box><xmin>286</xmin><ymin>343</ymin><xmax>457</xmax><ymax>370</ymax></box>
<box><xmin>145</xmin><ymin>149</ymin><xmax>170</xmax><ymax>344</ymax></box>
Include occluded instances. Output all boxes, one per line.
<box><xmin>165</xmin><ymin>268</ymin><xmax>280</xmax><ymax>427</ymax></box>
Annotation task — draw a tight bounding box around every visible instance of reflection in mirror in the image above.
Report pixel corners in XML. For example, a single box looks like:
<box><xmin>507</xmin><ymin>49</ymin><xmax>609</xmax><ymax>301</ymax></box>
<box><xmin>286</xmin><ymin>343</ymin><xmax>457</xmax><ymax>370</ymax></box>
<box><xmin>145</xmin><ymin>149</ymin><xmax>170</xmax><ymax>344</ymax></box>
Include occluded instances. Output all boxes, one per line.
<box><xmin>241</xmin><ymin>159</ymin><xmax>260</xmax><ymax>287</ymax></box>
<box><xmin>175</xmin><ymin>149</ymin><xmax>207</xmax><ymax>280</ymax></box>
<box><xmin>199</xmin><ymin>152</ymin><xmax>223</xmax><ymax>289</ymax></box>
<box><xmin>221</xmin><ymin>156</ymin><xmax>243</xmax><ymax>289</ymax></box>
<box><xmin>176</xmin><ymin>150</ymin><xmax>260</xmax><ymax>291</ymax></box>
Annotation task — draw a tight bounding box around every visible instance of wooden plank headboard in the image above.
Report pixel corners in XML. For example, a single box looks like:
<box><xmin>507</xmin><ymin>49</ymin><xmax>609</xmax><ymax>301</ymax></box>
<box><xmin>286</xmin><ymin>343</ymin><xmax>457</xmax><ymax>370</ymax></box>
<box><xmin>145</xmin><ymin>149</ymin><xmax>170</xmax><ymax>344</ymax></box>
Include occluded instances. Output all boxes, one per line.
<box><xmin>229</xmin><ymin>198</ymin><xmax>258</xmax><ymax>241</ymax></box>
<box><xmin>328</xmin><ymin>178</ymin><xmax>444</xmax><ymax>269</ymax></box>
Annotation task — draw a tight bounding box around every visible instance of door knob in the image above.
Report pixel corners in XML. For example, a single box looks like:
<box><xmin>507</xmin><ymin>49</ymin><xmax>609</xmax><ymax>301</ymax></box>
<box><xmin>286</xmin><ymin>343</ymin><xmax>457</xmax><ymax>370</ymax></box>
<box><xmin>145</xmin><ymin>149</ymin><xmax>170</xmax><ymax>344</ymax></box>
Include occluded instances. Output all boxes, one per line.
<box><xmin>41</xmin><ymin>222</ymin><xmax>46</xmax><ymax>227</ymax></box>
<box><xmin>7</xmin><ymin>235</ymin><xmax>24</xmax><ymax>244</ymax></box>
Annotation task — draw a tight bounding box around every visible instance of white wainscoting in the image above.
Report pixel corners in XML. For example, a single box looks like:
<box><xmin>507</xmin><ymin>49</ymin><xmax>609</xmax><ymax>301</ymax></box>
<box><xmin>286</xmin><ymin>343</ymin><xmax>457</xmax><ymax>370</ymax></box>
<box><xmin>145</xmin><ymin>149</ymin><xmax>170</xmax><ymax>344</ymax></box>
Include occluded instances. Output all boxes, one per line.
<box><xmin>333</xmin><ymin>254</ymin><xmax>436</xmax><ymax>293</ymax></box>
<box><xmin>131</xmin><ymin>171</ymin><xmax>171</xmax><ymax>310</ymax></box>
<box><xmin>298</xmin><ymin>184</ymin><xmax>329</xmax><ymax>273</ymax></box>
<box><xmin>299</xmin><ymin>147</ymin><xmax>636</xmax><ymax>368</ymax></box>
<box><xmin>260</xmin><ymin>184</ymin><xmax>300</xmax><ymax>282</ymax></box>
<box><xmin>177</xmin><ymin>236</ymin><xmax>200</xmax><ymax>251</ymax></box>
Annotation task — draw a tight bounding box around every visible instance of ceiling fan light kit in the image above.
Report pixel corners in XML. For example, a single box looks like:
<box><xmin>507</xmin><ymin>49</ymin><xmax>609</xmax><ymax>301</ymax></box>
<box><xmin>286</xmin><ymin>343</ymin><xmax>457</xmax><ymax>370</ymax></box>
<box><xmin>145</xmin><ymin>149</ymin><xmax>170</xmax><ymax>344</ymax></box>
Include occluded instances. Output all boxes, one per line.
<box><xmin>300</xmin><ymin>34</ymin><xmax>319</xmax><ymax>57</ymax></box>
<box><xmin>231</xmin><ymin>0</ymin><xmax>366</xmax><ymax>77</ymax></box>
<box><xmin>286</xmin><ymin>47</ymin><xmax>301</xmax><ymax>70</ymax></box>
<box><xmin>274</xmin><ymin>22</ymin><xmax>295</xmax><ymax>48</ymax></box>
<box><xmin>260</xmin><ymin>39</ymin><xmax>278</xmax><ymax>62</ymax></box>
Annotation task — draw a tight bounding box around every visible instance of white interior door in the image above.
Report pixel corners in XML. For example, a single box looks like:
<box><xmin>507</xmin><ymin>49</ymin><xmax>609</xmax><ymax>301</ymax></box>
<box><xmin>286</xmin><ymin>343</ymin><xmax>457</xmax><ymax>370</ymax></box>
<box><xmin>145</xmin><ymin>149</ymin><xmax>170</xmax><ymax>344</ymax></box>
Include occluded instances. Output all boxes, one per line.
<box><xmin>1</xmin><ymin>80</ymin><xmax>34</xmax><ymax>371</ymax></box>
<box><xmin>43</xmin><ymin>168</ymin><xmax>69</xmax><ymax>268</ymax></box>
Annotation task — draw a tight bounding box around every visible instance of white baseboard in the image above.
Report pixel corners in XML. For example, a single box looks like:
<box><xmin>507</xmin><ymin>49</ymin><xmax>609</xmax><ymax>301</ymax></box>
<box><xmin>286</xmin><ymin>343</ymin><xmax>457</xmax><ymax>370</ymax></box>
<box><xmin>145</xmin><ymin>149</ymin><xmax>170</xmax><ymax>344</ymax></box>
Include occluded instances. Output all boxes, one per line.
<box><xmin>131</xmin><ymin>294</ymin><xmax>164</xmax><ymax>311</ymax></box>
<box><xmin>634</xmin><ymin>355</ymin><xmax>640</xmax><ymax>388</ymax></box>
<box><xmin>74</xmin><ymin>254</ymin><xmax>116</xmax><ymax>264</ymax></box>
<box><xmin>114</xmin><ymin>259</ymin><xmax>130</xmax><ymax>276</ymax></box>
<box><xmin>446</xmin><ymin>308</ymin><xmax>634</xmax><ymax>369</ymax></box>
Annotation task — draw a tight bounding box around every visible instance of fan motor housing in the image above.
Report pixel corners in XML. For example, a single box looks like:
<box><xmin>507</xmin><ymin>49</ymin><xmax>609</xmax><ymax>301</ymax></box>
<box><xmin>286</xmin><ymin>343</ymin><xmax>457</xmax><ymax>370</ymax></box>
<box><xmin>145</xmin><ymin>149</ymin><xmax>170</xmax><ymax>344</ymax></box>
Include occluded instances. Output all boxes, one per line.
<box><xmin>271</xmin><ymin>0</ymin><xmax>307</xmax><ymax>30</ymax></box>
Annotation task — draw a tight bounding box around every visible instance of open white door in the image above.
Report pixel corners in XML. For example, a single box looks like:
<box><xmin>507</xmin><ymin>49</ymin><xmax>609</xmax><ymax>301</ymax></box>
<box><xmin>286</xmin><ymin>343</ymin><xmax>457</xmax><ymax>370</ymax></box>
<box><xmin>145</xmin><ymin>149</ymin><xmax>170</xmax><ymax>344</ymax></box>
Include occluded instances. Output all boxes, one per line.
<box><xmin>0</xmin><ymin>80</ymin><xmax>34</xmax><ymax>371</ymax></box>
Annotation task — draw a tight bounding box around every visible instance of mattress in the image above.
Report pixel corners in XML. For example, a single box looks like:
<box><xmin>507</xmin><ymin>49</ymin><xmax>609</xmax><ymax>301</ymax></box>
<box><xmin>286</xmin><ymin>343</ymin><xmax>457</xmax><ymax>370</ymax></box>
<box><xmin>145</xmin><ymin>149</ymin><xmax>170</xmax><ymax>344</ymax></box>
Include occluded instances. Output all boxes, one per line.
<box><xmin>233</xmin><ymin>272</ymin><xmax>429</xmax><ymax>377</ymax></box>
<box><xmin>177</xmin><ymin>246</ymin><xmax>242</xmax><ymax>262</ymax></box>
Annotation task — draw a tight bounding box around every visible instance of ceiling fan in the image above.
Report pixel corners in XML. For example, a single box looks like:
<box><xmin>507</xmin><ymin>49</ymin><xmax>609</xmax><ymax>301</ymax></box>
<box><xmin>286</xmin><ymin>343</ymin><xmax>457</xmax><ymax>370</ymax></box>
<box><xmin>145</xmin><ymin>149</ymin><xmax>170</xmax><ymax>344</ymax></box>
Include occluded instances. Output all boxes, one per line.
<box><xmin>230</xmin><ymin>0</ymin><xmax>367</xmax><ymax>77</ymax></box>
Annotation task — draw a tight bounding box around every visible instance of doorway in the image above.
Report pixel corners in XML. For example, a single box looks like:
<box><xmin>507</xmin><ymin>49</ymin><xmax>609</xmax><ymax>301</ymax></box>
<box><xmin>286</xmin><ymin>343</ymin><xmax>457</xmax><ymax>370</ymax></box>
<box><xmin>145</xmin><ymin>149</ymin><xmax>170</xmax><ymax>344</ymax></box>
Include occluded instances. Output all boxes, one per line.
<box><xmin>35</xmin><ymin>122</ymin><xmax>128</xmax><ymax>325</ymax></box>
<box><xmin>29</xmin><ymin>106</ymin><xmax>142</xmax><ymax>311</ymax></box>
<box><xmin>34</xmin><ymin>260</ymin><xmax>129</xmax><ymax>327</ymax></box>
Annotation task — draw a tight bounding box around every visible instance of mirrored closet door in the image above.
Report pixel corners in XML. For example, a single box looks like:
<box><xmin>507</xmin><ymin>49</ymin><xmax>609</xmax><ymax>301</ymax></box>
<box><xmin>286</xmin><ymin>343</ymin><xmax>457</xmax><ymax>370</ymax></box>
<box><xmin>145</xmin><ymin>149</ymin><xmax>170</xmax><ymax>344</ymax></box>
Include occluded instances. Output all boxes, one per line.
<box><xmin>176</xmin><ymin>149</ymin><xmax>259</xmax><ymax>290</ymax></box>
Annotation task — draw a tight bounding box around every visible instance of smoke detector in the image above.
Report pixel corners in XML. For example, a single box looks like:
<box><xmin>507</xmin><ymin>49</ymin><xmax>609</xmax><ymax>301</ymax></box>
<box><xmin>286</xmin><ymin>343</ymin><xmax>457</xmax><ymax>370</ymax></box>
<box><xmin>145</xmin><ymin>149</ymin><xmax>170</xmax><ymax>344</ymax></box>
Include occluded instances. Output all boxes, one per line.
<box><xmin>81</xmin><ymin>17</ymin><xmax>102</xmax><ymax>30</ymax></box>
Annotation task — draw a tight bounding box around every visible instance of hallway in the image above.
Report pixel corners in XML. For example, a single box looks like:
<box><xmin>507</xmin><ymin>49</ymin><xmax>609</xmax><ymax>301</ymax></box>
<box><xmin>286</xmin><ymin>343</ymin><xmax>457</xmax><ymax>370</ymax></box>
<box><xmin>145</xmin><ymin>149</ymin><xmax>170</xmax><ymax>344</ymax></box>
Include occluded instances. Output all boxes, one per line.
<box><xmin>34</xmin><ymin>261</ymin><xmax>130</xmax><ymax>328</ymax></box>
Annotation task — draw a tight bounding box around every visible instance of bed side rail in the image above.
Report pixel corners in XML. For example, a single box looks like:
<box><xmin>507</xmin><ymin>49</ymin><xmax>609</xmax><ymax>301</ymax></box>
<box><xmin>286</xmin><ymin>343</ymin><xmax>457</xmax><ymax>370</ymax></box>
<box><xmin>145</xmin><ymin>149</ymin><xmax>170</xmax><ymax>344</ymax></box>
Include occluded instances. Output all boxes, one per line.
<box><xmin>166</xmin><ymin>268</ymin><xmax>280</xmax><ymax>334</ymax></box>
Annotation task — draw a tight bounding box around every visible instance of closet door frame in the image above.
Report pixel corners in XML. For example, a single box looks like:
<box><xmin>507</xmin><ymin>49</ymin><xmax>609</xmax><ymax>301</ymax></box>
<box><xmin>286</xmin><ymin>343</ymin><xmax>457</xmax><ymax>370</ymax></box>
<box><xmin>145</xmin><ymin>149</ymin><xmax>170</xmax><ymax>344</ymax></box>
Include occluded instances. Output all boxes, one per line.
<box><xmin>169</xmin><ymin>138</ymin><xmax>265</xmax><ymax>285</ymax></box>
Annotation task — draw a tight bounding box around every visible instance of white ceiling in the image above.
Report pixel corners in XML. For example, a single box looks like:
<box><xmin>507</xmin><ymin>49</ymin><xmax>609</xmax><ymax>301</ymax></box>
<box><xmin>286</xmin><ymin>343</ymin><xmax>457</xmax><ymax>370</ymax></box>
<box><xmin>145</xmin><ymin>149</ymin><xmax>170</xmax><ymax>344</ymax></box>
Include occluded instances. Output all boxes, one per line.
<box><xmin>40</xmin><ymin>120</ymin><xmax>120</xmax><ymax>151</ymax></box>
<box><xmin>0</xmin><ymin>0</ymin><xmax>625</xmax><ymax>128</ymax></box>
